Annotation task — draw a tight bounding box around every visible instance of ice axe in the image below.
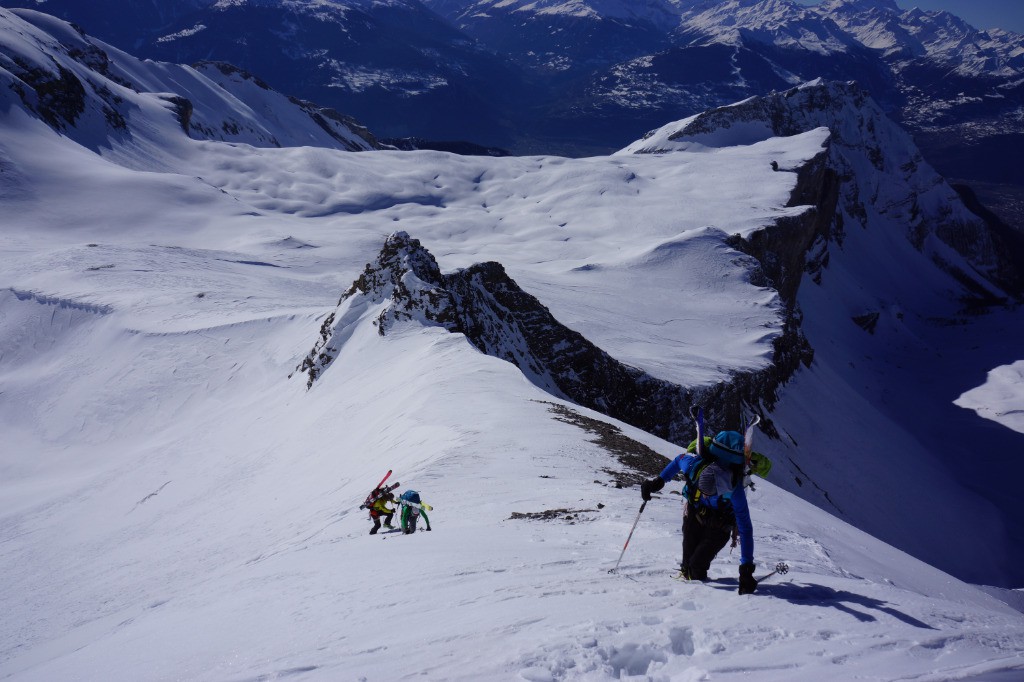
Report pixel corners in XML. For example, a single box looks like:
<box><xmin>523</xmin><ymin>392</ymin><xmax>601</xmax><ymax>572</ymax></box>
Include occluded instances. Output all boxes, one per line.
<box><xmin>609</xmin><ymin>500</ymin><xmax>646</xmax><ymax>573</ymax></box>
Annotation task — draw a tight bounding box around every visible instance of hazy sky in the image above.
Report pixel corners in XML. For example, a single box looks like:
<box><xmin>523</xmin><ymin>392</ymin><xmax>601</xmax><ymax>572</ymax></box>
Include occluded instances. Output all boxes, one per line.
<box><xmin>796</xmin><ymin>0</ymin><xmax>1024</xmax><ymax>34</ymax></box>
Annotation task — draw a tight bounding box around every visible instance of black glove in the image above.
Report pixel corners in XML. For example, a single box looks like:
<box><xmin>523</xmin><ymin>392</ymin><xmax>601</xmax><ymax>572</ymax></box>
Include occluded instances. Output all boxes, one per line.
<box><xmin>640</xmin><ymin>476</ymin><xmax>665</xmax><ymax>501</ymax></box>
<box><xmin>738</xmin><ymin>563</ymin><xmax>757</xmax><ymax>595</ymax></box>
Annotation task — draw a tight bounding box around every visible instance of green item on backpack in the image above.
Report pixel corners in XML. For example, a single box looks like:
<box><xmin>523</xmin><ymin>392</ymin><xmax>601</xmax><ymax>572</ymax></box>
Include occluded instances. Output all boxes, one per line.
<box><xmin>687</xmin><ymin>436</ymin><xmax>772</xmax><ymax>479</ymax></box>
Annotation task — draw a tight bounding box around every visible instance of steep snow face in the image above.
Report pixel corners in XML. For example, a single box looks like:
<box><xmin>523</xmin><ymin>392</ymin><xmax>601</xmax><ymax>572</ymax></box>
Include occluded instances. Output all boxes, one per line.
<box><xmin>0</xmin><ymin>8</ymin><xmax>380</xmax><ymax>159</ymax></box>
<box><xmin>2</xmin><ymin>275</ymin><xmax>1022</xmax><ymax>680</ymax></box>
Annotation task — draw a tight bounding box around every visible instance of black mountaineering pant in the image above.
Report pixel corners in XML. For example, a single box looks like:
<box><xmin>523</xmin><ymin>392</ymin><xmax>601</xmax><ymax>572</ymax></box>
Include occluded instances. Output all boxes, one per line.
<box><xmin>681</xmin><ymin>505</ymin><xmax>732</xmax><ymax>580</ymax></box>
<box><xmin>369</xmin><ymin>512</ymin><xmax>394</xmax><ymax>535</ymax></box>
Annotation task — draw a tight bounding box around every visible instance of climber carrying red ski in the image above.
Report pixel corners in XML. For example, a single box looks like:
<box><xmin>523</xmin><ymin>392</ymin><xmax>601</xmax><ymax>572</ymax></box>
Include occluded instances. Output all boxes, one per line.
<box><xmin>360</xmin><ymin>470</ymin><xmax>400</xmax><ymax>535</ymax></box>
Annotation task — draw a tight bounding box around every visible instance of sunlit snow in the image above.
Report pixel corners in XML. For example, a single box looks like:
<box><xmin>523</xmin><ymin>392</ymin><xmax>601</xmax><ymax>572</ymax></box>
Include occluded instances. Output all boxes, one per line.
<box><xmin>2</xmin><ymin>7</ymin><xmax>1023</xmax><ymax>681</ymax></box>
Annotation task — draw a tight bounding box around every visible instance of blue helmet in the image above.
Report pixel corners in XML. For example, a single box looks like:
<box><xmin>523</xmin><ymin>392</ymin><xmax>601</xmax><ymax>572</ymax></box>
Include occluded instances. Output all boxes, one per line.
<box><xmin>708</xmin><ymin>431</ymin><xmax>745</xmax><ymax>464</ymax></box>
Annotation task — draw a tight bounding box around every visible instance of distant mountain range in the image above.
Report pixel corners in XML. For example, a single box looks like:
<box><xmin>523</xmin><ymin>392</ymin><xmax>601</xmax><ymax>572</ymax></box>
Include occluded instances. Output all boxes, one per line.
<box><xmin>4</xmin><ymin>0</ymin><xmax>1023</xmax><ymax>224</ymax></box>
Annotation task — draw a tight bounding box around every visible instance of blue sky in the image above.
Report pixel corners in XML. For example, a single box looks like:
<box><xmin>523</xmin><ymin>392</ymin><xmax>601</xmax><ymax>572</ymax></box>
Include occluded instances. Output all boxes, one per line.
<box><xmin>796</xmin><ymin>0</ymin><xmax>1024</xmax><ymax>33</ymax></box>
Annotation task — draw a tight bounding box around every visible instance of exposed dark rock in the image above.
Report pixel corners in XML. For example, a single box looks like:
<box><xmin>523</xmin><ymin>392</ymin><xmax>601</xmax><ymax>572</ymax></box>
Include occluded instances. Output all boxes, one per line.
<box><xmin>298</xmin><ymin>231</ymin><xmax>785</xmax><ymax>447</ymax></box>
<box><xmin>11</xmin><ymin>61</ymin><xmax>86</xmax><ymax>130</ymax></box>
<box><xmin>541</xmin><ymin>401</ymin><xmax>669</xmax><ymax>488</ymax></box>
<box><xmin>508</xmin><ymin>508</ymin><xmax>599</xmax><ymax>522</ymax></box>
<box><xmin>852</xmin><ymin>312</ymin><xmax>880</xmax><ymax>334</ymax></box>
<box><xmin>673</xmin><ymin>81</ymin><xmax>1022</xmax><ymax>303</ymax></box>
<box><xmin>157</xmin><ymin>95</ymin><xmax>193</xmax><ymax>134</ymax></box>
<box><xmin>297</xmin><ymin>101</ymin><xmax>384</xmax><ymax>152</ymax></box>
<box><xmin>951</xmin><ymin>183</ymin><xmax>1024</xmax><ymax>297</ymax></box>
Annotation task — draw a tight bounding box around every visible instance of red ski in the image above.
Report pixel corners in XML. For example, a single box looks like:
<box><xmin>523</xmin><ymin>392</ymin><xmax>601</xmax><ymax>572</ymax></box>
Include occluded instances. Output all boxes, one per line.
<box><xmin>362</xmin><ymin>481</ymin><xmax>400</xmax><ymax>509</ymax></box>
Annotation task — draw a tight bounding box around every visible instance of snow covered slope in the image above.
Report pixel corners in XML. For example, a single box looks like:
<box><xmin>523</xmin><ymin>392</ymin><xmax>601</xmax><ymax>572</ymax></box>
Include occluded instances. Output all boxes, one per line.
<box><xmin>1</xmin><ymin>126</ymin><xmax>1023</xmax><ymax>676</ymax></box>
<box><xmin>0</xmin><ymin>8</ymin><xmax>381</xmax><ymax>156</ymax></box>
<box><xmin>2</xmin><ymin>12</ymin><xmax>1024</xmax><ymax>680</ymax></box>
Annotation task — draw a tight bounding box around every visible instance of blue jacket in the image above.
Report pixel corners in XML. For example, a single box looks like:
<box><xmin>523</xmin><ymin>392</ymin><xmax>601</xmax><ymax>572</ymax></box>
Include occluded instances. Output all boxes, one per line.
<box><xmin>659</xmin><ymin>453</ymin><xmax>754</xmax><ymax>566</ymax></box>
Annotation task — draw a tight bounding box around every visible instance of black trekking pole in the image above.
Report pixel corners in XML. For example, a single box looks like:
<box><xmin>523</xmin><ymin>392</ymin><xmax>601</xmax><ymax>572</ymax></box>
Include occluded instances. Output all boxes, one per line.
<box><xmin>609</xmin><ymin>501</ymin><xmax>647</xmax><ymax>573</ymax></box>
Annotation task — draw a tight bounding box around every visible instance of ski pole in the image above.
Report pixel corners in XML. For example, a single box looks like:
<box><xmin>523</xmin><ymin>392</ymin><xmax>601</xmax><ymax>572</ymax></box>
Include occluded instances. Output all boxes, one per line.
<box><xmin>609</xmin><ymin>500</ymin><xmax>647</xmax><ymax>573</ymax></box>
<box><xmin>756</xmin><ymin>562</ymin><xmax>789</xmax><ymax>582</ymax></box>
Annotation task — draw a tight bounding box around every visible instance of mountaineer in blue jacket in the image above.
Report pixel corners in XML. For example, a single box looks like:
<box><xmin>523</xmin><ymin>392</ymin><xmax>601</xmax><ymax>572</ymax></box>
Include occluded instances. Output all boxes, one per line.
<box><xmin>641</xmin><ymin>430</ymin><xmax>770</xmax><ymax>594</ymax></box>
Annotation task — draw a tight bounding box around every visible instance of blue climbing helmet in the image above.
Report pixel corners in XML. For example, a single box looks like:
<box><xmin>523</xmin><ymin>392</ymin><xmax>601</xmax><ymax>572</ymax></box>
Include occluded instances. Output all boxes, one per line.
<box><xmin>401</xmin><ymin>490</ymin><xmax>421</xmax><ymax>504</ymax></box>
<box><xmin>708</xmin><ymin>431</ymin><xmax>745</xmax><ymax>464</ymax></box>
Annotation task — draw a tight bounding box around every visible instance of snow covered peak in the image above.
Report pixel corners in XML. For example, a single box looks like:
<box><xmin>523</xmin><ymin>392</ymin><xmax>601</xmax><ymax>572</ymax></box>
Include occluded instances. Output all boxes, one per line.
<box><xmin>821</xmin><ymin>0</ymin><xmax>1024</xmax><ymax>75</ymax></box>
<box><xmin>0</xmin><ymin>7</ymin><xmax>381</xmax><ymax>157</ymax></box>
<box><xmin>676</xmin><ymin>0</ymin><xmax>856</xmax><ymax>54</ymax></box>
<box><xmin>821</xmin><ymin>0</ymin><xmax>900</xmax><ymax>11</ymax></box>
<box><xmin>670</xmin><ymin>0</ymin><xmax>1024</xmax><ymax>75</ymax></box>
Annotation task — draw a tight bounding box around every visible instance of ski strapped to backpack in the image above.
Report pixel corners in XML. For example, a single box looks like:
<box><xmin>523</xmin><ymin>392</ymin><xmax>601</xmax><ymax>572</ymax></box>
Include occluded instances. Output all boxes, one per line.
<box><xmin>361</xmin><ymin>481</ymin><xmax>400</xmax><ymax>509</ymax></box>
<box><xmin>743</xmin><ymin>414</ymin><xmax>762</xmax><ymax>489</ymax></box>
<box><xmin>399</xmin><ymin>499</ymin><xmax>433</xmax><ymax>512</ymax></box>
<box><xmin>688</xmin><ymin>405</ymin><xmax>705</xmax><ymax>458</ymax></box>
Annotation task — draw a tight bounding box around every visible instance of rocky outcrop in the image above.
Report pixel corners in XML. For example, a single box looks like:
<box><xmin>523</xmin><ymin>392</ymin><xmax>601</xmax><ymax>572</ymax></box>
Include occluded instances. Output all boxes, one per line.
<box><xmin>7</xmin><ymin>59</ymin><xmax>87</xmax><ymax>130</ymax></box>
<box><xmin>298</xmin><ymin>231</ymin><xmax>802</xmax><ymax>444</ymax></box>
